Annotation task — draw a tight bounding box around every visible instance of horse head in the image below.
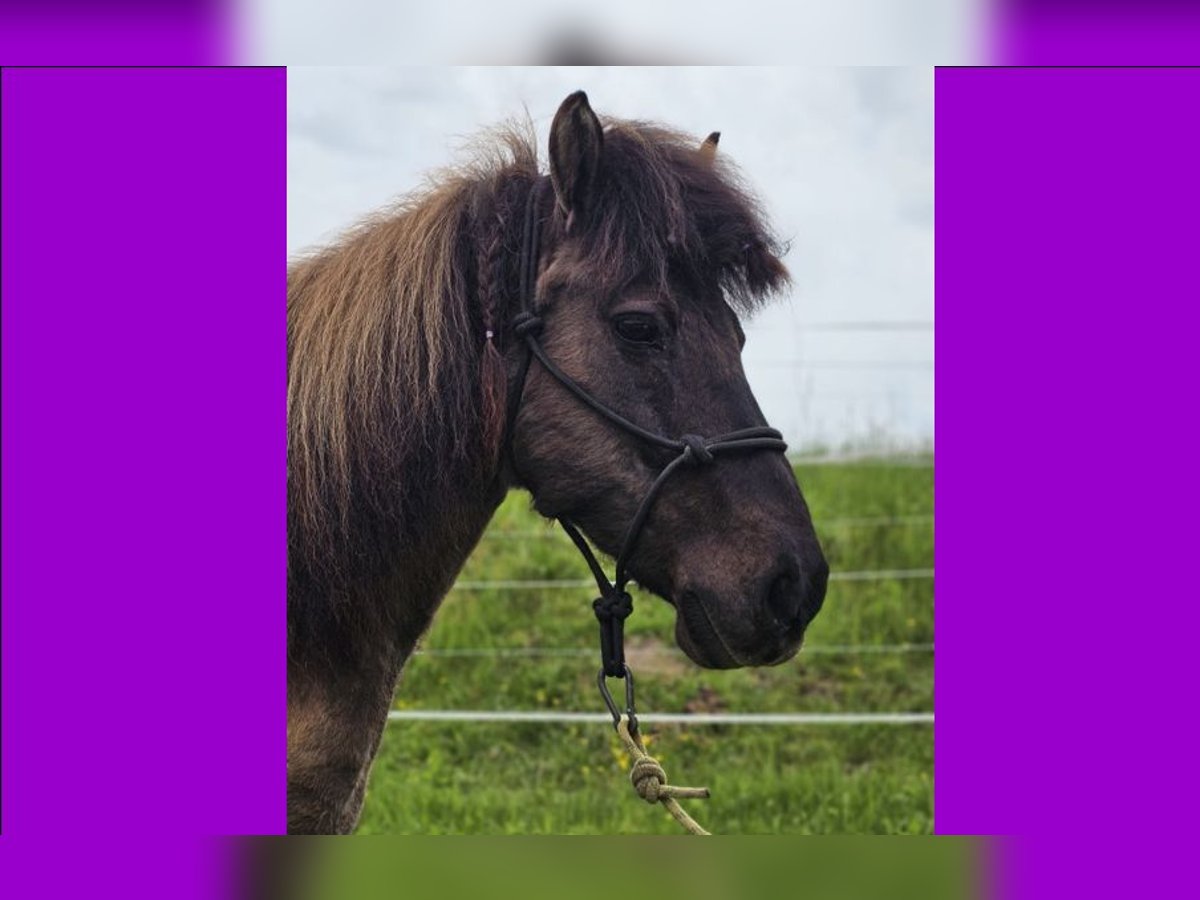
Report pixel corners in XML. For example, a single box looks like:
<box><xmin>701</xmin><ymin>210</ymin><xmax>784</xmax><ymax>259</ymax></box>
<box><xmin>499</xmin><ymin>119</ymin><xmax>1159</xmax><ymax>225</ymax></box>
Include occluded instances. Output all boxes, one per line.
<box><xmin>509</xmin><ymin>92</ymin><xmax>828</xmax><ymax>669</ymax></box>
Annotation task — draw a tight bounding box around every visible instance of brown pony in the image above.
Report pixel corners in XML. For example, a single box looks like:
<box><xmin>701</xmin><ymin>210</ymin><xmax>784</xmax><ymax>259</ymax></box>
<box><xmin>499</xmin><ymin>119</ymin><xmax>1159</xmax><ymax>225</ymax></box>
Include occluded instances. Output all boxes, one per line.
<box><xmin>287</xmin><ymin>91</ymin><xmax>829</xmax><ymax>833</ymax></box>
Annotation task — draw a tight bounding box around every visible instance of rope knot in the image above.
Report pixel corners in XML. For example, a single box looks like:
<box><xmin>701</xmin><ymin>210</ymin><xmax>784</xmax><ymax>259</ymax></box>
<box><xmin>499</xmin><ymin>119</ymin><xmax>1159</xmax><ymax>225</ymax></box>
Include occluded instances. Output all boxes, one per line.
<box><xmin>680</xmin><ymin>434</ymin><xmax>714</xmax><ymax>466</ymax></box>
<box><xmin>512</xmin><ymin>311</ymin><xmax>544</xmax><ymax>338</ymax></box>
<box><xmin>630</xmin><ymin>756</ymin><xmax>667</xmax><ymax>803</ymax></box>
<box><xmin>614</xmin><ymin>716</ymin><xmax>712</xmax><ymax>834</ymax></box>
<box><xmin>593</xmin><ymin>590</ymin><xmax>633</xmax><ymax>622</ymax></box>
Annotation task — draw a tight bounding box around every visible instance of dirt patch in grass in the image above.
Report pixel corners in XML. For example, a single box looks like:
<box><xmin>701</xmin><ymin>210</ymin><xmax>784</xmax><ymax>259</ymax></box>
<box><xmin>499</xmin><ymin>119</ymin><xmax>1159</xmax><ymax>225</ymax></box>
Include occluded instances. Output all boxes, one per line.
<box><xmin>683</xmin><ymin>684</ymin><xmax>728</xmax><ymax>714</ymax></box>
<box><xmin>624</xmin><ymin>634</ymin><xmax>691</xmax><ymax>679</ymax></box>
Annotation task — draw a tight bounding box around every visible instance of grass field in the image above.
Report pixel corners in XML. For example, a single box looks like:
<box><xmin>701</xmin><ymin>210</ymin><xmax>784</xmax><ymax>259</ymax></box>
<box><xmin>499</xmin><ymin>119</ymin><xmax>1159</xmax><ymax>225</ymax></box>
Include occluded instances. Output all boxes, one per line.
<box><xmin>357</xmin><ymin>459</ymin><xmax>934</xmax><ymax>834</ymax></box>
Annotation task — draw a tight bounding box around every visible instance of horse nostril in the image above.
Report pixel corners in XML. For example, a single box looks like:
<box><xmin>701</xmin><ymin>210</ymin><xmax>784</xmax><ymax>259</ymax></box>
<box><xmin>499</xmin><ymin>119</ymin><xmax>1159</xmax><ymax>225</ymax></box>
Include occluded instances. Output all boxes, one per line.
<box><xmin>765</xmin><ymin>555</ymin><xmax>829</xmax><ymax>631</ymax></box>
<box><xmin>766</xmin><ymin>567</ymin><xmax>804</xmax><ymax>629</ymax></box>
<box><xmin>808</xmin><ymin>556</ymin><xmax>829</xmax><ymax>621</ymax></box>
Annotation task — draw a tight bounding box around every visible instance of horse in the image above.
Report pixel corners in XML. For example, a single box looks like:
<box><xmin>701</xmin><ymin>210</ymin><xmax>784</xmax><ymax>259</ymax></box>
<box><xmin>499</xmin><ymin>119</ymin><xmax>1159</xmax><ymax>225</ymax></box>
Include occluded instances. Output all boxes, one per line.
<box><xmin>286</xmin><ymin>90</ymin><xmax>830</xmax><ymax>834</ymax></box>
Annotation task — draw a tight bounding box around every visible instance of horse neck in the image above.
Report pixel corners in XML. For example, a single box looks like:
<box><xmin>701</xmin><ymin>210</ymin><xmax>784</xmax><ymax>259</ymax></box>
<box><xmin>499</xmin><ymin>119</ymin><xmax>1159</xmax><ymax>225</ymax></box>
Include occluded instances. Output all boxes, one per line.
<box><xmin>288</xmin><ymin>439</ymin><xmax>509</xmax><ymax>695</ymax></box>
<box><xmin>289</xmin><ymin>364</ymin><xmax>512</xmax><ymax>683</ymax></box>
<box><xmin>390</xmin><ymin>463</ymin><xmax>508</xmax><ymax>659</ymax></box>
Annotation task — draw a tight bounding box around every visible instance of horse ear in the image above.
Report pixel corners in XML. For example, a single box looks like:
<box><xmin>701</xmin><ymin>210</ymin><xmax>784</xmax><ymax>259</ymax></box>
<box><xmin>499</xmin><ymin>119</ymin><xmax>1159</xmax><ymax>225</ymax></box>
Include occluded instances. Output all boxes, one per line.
<box><xmin>549</xmin><ymin>90</ymin><xmax>604</xmax><ymax>232</ymax></box>
<box><xmin>699</xmin><ymin>131</ymin><xmax>720</xmax><ymax>165</ymax></box>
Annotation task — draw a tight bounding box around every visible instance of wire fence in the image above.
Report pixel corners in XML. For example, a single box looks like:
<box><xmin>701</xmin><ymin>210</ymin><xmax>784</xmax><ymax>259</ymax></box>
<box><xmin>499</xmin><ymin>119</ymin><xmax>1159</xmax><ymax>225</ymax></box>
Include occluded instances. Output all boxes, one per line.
<box><xmin>388</xmin><ymin>710</ymin><xmax>933</xmax><ymax>726</ymax></box>
<box><xmin>402</xmin><ymin>485</ymin><xmax>934</xmax><ymax>730</ymax></box>
<box><xmin>484</xmin><ymin>513</ymin><xmax>933</xmax><ymax>541</ymax></box>
<box><xmin>449</xmin><ymin>568</ymin><xmax>933</xmax><ymax>592</ymax></box>
<box><xmin>755</xmin><ymin>360</ymin><xmax>933</xmax><ymax>370</ymax></box>
<box><xmin>786</xmin><ymin>321</ymin><xmax>933</xmax><ymax>331</ymax></box>
<box><xmin>413</xmin><ymin>642</ymin><xmax>933</xmax><ymax>659</ymax></box>
<box><xmin>741</xmin><ymin>321</ymin><xmax>933</xmax><ymax>453</ymax></box>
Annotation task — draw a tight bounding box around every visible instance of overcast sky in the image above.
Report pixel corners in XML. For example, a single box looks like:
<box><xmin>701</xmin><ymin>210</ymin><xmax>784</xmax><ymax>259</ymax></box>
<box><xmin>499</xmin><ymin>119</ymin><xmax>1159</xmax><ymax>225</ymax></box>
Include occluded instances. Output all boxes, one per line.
<box><xmin>288</xmin><ymin>67</ymin><xmax>933</xmax><ymax>453</ymax></box>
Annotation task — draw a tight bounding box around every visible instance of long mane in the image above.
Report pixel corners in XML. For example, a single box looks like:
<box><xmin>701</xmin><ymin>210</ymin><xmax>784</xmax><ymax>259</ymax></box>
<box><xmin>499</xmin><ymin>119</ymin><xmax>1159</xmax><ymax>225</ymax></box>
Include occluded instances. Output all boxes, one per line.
<box><xmin>286</xmin><ymin>115</ymin><xmax>788</xmax><ymax>591</ymax></box>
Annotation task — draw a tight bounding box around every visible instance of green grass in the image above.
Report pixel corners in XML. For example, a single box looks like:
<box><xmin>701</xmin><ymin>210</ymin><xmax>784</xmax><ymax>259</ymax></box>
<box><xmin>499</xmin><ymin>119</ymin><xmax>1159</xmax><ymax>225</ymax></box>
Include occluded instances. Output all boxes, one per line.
<box><xmin>358</xmin><ymin>460</ymin><xmax>934</xmax><ymax>834</ymax></box>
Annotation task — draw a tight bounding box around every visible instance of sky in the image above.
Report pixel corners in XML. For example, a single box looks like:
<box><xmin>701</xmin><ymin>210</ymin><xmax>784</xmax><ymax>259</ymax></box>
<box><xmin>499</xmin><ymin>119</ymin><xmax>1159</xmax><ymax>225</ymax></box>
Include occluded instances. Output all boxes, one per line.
<box><xmin>256</xmin><ymin>1</ymin><xmax>976</xmax><ymax>64</ymax></box>
<box><xmin>288</xmin><ymin>67</ymin><xmax>933</xmax><ymax>453</ymax></box>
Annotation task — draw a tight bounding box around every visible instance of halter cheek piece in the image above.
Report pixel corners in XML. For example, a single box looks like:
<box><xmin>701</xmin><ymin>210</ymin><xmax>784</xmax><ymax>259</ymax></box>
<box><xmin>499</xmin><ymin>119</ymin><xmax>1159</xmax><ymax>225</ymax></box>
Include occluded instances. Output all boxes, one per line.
<box><xmin>505</xmin><ymin>176</ymin><xmax>788</xmax><ymax>730</ymax></box>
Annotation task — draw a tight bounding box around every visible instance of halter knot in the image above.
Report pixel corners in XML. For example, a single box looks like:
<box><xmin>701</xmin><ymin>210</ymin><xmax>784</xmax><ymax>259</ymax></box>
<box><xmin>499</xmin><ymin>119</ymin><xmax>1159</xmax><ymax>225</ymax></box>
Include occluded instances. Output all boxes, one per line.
<box><xmin>512</xmin><ymin>312</ymin><xmax>544</xmax><ymax>338</ymax></box>
<box><xmin>594</xmin><ymin>589</ymin><xmax>633</xmax><ymax>677</ymax></box>
<box><xmin>630</xmin><ymin>755</ymin><xmax>668</xmax><ymax>804</ymax></box>
<box><xmin>593</xmin><ymin>589</ymin><xmax>633</xmax><ymax>623</ymax></box>
<box><xmin>680</xmin><ymin>434</ymin><xmax>714</xmax><ymax>466</ymax></box>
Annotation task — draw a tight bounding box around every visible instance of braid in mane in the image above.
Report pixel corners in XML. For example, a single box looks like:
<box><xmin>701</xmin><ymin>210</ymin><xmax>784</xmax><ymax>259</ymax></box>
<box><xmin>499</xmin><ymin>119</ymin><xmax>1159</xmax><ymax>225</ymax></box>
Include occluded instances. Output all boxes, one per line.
<box><xmin>473</xmin><ymin>172</ymin><xmax>527</xmax><ymax>468</ymax></box>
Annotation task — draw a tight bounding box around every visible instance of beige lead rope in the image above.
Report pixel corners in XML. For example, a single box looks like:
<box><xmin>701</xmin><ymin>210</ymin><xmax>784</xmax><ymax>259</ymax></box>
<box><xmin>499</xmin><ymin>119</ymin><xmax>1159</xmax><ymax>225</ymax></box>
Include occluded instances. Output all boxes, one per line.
<box><xmin>615</xmin><ymin>715</ymin><xmax>712</xmax><ymax>835</ymax></box>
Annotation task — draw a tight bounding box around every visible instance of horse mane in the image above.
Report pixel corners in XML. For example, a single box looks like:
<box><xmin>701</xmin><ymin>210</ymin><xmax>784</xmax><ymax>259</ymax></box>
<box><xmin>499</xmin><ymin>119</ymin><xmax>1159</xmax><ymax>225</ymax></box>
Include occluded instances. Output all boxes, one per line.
<box><xmin>287</xmin><ymin>114</ymin><xmax>788</xmax><ymax>590</ymax></box>
<box><xmin>568</xmin><ymin>119</ymin><xmax>790</xmax><ymax>310</ymax></box>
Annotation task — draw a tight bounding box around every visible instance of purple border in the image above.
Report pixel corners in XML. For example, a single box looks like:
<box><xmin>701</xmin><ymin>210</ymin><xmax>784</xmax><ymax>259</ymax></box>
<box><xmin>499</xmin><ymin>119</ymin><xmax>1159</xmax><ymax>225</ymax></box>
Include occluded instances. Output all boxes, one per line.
<box><xmin>936</xmin><ymin>67</ymin><xmax>1200</xmax><ymax>894</ymax></box>
<box><xmin>0</xmin><ymin>4</ymin><xmax>232</xmax><ymax>65</ymax></box>
<box><xmin>1</xmin><ymin>67</ymin><xmax>285</xmax><ymax>874</ymax></box>
<box><xmin>991</xmin><ymin>4</ymin><xmax>1200</xmax><ymax>64</ymax></box>
<box><xmin>1</xmin><ymin>61</ymin><xmax>1194</xmax><ymax>898</ymax></box>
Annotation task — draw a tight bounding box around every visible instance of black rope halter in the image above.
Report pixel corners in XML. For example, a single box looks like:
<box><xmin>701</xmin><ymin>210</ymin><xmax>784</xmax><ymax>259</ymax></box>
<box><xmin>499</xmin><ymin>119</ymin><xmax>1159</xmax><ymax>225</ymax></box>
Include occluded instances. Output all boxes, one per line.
<box><xmin>505</xmin><ymin>176</ymin><xmax>788</xmax><ymax>729</ymax></box>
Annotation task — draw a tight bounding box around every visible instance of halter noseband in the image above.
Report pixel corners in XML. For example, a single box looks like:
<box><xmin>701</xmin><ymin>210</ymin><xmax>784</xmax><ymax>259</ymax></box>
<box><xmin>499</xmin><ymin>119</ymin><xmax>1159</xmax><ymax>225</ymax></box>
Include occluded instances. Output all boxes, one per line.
<box><xmin>505</xmin><ymin>176</ymin><xmax>788</xmax><ymax>728</ymax></box>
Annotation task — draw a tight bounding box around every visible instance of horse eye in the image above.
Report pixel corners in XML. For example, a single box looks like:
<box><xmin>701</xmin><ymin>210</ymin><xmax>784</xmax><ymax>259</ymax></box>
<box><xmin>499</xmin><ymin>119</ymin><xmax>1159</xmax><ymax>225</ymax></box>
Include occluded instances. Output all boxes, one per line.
<box><xmin>613</xmin><ymin>313</ymin><xmax>662</xmax><ymax>347</ymax></box>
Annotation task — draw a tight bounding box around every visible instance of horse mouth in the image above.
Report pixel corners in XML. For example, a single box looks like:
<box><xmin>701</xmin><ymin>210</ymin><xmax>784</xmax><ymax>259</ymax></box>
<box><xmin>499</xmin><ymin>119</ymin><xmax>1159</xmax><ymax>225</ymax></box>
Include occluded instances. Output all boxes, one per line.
<box><xmin>670</xmin><ymin>588</ymin><xmax>807</xmax><ymax>669</ymax></box>
<box><xmin>674</xmin><ymin>590</ymin><xmax>742</xmax><ymax>669</ymax></box>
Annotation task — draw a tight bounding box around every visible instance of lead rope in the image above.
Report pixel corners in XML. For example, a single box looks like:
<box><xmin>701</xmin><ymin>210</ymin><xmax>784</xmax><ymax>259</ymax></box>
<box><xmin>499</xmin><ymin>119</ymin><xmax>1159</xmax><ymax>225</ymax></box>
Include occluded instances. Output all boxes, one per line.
<box><xmin>617</xmin><ymin>715</ymin><xmax>711</xmax><ymax>836</ymax></box>
<box><xmin>506</xmin><ymin>176</ymin><xmax>784</xmax><ymax>835</ymax></box>
<box><xmin>560</xmin><ymin>519</ymin><xmax>713</xmax><ymax>834</ymax></box>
